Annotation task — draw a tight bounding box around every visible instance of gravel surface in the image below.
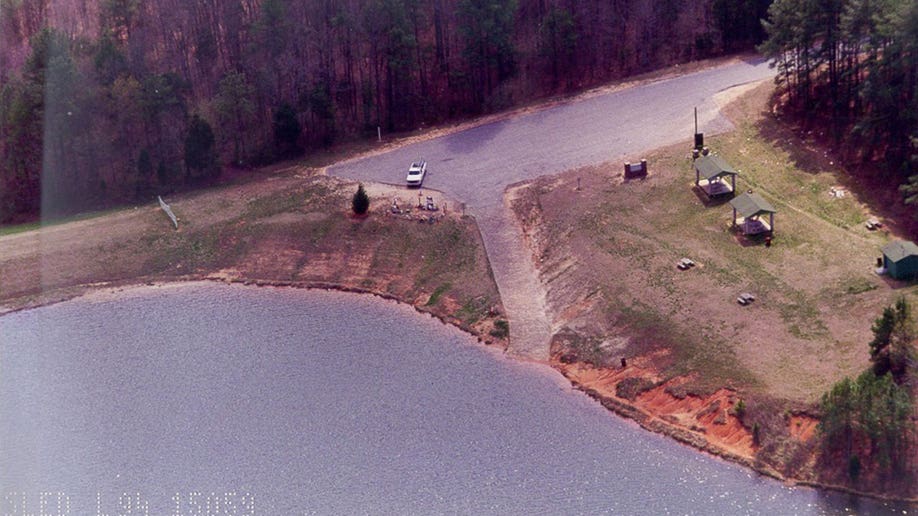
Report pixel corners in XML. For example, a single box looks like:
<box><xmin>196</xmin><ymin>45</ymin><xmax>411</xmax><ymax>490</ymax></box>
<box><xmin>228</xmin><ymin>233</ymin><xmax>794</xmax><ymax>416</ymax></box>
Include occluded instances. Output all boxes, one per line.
<box><xmin>330</xmin><ymin>57</ymin><xmax>776</xmax><ymax>360</ymax></box>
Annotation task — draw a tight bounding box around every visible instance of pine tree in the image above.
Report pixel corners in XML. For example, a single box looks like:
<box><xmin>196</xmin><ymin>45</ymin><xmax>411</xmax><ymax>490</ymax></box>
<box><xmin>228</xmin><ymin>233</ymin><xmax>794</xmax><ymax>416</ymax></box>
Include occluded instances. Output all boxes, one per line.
<box><xmin>352</xmin><ymin>183</ymin><xmax>370</xmax><ymax>215</ymax></box>
<box><xmin>869</xmin><ymin>297</ymin><xmax>914</xmax><ymax>379</ymax></box>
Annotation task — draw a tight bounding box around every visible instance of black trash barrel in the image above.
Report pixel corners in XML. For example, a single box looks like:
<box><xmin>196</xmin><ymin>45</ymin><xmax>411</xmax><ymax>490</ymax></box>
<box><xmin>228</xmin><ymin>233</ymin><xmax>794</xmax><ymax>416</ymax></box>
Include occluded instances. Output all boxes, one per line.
<box><xmin>694</xmin><ymin>132</ymin><xmax>704</xmax><ymax>149</ymax></box>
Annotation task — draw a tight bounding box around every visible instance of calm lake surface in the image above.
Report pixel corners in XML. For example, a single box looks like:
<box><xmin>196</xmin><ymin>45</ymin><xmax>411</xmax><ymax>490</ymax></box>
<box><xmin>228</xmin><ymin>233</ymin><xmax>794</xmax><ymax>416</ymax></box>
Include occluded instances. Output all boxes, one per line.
<box><xmin>0</xmin><ymin>283</ymin><xmax>910</xmax><ymax>514</ymax></box>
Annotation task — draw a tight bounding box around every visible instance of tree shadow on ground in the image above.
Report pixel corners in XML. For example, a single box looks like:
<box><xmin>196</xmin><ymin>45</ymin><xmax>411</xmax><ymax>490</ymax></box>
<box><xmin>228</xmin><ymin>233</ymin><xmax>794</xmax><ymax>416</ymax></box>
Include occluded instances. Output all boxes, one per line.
<box><xmin>753</xmin><ymin>93</ymin><xmax>918</xmax><ymax>240</ymax></box>
<box><xmin>444</xmin><ymin>119</ymin><xmax>507</xmax><ymax>155</ymax></box>
<box><xmin>740</xmin><ymin>54</ymin><xmax>769</xmax><ymax>67</ymax></box>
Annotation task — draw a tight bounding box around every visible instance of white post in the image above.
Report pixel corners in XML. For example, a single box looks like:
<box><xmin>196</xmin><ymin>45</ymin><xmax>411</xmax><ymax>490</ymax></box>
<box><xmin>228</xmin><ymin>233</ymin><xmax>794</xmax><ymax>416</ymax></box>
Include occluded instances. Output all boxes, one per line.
<box><xmin>158</xmin><ymin>195</ymin><xmax>178</xmax><ymax>229</ymax></box>
<box><xmin>378</xmin><ymin>126</ymin><xmax>382</xmax><ymax>142</ymax></box>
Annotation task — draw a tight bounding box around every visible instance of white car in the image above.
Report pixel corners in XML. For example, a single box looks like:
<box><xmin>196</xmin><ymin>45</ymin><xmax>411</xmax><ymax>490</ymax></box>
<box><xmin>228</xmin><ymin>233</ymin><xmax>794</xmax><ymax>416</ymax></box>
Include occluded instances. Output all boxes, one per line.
<box><xmin>406</xmin><ymin>161</ymin><xmax>427</xmax><ymax>186</ymax></box>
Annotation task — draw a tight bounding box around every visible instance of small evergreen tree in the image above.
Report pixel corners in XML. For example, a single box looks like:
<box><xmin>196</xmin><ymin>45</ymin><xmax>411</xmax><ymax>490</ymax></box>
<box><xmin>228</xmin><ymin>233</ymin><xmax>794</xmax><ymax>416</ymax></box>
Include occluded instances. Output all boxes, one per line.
<box><xmin>352</xmin><ymin>183</ymin><xmax>370</xmax><ymax>215</ymax></box>
<box><xmin>733</xmin><ymin>399</ymin><xmax>746</xmax><ymax>419</ymax></box>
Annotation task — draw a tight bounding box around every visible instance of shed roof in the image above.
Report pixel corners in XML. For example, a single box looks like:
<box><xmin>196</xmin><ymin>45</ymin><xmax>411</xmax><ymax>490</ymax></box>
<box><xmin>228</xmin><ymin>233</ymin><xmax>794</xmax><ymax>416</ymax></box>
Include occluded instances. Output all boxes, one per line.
<box><xmin>694</xmin><ymin>155</ymin><xmax>738</xmax><ymax>181</ymax></box>
<box><xmin>882</xmin><ymin>240</ymin><xmax>918</xmax><ymax>262</ymax></box>
<box><xmin>729</xmin><ymin>192</ymin><xmax>776</xmax><ymax>218</ymax></box>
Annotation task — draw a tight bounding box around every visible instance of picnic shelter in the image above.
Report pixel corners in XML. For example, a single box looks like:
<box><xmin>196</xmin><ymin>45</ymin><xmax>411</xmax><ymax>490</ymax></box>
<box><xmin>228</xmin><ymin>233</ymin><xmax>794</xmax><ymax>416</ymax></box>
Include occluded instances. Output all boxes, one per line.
<box><xmin>694</xmin><ymin>154</ymin><xmax>738</xmax><ymax>197</ymax></box>
<box><xmin>729</xmin><ymin>191</ymin><xmax>776</xmax><ymax>235</ymax></box>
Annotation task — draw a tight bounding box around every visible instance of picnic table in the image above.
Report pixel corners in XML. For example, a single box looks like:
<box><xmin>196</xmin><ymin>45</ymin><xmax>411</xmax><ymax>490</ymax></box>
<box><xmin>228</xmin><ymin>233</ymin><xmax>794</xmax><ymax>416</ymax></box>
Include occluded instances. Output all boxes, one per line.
<box><xmin>737</xmin><ymin>293</ymin><xmax>756</xmax><ymax>306</ymax></box>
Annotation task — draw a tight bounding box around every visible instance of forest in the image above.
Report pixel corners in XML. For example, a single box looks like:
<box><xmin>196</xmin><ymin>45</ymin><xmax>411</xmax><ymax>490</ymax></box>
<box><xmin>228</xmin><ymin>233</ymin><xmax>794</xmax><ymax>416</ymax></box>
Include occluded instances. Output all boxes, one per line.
<box><xmin>759</xmin><ymin>0</ymin><xmax>917</xmax><ymax>196</ymax></box>
<box><xmin>0</xmin><ymin>0</ymin><xmax>770</xmax><ymax>222</ymax></box>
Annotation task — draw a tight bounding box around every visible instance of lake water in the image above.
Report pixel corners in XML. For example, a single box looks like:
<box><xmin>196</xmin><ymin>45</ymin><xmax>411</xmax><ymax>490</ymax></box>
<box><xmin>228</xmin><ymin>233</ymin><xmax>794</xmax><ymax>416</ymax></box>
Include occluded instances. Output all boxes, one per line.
<box><xmin>0</xmin><ymin>283</ymin><xmax>909</xmax><ymax>515</ymax></box>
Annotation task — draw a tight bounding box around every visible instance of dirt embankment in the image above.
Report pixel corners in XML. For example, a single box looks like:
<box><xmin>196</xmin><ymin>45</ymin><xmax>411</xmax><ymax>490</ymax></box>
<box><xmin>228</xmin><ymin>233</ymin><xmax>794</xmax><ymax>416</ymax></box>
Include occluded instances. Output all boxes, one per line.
<box><xmin>508</xmin><ymin>82</ymin><xmax>917</xmax><ymax>502</ymax></box>
<box><xmin>0</xmin><ymin>170</ymin><xmax>508</xmax><ymax>347</ymax></box>
<box><xmin>555</xmin><ymin>351</ymin><xmax>762</xmax><ymax>463</ymax></box>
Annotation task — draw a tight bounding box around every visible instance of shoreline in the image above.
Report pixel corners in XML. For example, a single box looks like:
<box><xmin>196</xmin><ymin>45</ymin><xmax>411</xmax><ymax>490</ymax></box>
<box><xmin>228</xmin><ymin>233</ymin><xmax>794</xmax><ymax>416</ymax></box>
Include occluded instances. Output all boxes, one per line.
<box><xmin>557</xmin><ymin>363</ymin><xmax>918</xmax><ymax>505</ymax></box>
<box><xmin>1</xmin><ymin>61</ymin><xmax>913</xmax><ymax>504</ymax></box>
<box><xmin>3</xmin><ymin>277</ymin><xmax>916</xmax><ymax>505</ymax></box>
<box><xmin>0</xmin><ymin>274</ymin><xmax>507</xmax><ymax>349</ymax></box>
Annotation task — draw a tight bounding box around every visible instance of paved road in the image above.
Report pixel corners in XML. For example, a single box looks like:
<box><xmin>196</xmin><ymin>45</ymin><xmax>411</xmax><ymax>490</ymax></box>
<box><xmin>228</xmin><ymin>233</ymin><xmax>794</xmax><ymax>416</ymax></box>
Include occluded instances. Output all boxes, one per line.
<box><xmin>330</xmin><ymin>57</ymin><xmax>775</xmax><ymax>360</ymax></box>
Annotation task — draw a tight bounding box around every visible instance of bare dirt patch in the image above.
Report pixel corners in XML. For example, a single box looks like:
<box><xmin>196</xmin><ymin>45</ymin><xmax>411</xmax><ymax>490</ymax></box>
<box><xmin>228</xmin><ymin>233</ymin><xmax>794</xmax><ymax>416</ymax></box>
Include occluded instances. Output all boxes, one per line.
<box><xmin>788</xmin><ymin>414</ymin><xmax>818</xmax><ymax>443</ymax></box>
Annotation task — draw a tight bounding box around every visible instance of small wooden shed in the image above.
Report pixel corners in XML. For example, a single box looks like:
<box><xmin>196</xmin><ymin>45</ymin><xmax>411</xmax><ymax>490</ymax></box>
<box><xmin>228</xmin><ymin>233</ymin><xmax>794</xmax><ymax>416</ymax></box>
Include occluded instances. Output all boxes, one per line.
<box><xmin>882</xmin><ymin>240</ymin><xmax>918</xmax><ymax>280</ymax></box>
<box><xmin>729</xmin><ymin>192</ymin><xmax>776</xmax><ymax>235</ymax></box>
<box><xmin>694</xmin><ymin>155</ymin><xmax>738</xmax><ymax>197</ymax></box>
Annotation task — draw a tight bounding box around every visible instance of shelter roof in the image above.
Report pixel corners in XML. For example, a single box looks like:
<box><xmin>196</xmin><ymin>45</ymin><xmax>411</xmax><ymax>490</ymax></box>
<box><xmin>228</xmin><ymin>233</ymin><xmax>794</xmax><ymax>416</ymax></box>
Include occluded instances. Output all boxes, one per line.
<box><xmin>729</xmin><ymin>192</ymin><xmax>776</xmax><ymax>218</ymax></box>
<box><xmin>694</xmin><ymin>155</ymin><xmax>738</xmax><ymax>181</ymax></box>
<box><xmin>882</xmin><ymin>240</ymin><xmax>918</xmax><ymax>262</ymax></box>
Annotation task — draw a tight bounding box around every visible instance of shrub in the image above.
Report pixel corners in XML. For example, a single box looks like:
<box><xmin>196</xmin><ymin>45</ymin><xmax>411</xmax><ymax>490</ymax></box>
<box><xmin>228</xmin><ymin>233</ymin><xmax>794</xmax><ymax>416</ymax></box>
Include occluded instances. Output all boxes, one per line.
<box><xmin>426</xmin><ymin>283</ymin><xmax>452</xmax><ymax>306</ymax></box>
<box><xmin>489</xmin><ymin>319</ymin><xmax>509</xmax><ymax>339</ymax></box>
<box><xmin>616</xmin><ymin>376</ymin><xmax>657</xmax><ymax>401</ymax></box>
<box><xmin>352</xmin><ymin>183</ymin><xmax>370</xmax><ymax>215</ymax></box>
<box><xmin>733</xmin><ymin>399</ymin><xmax>746</xmax><ymax>419</ymax></box>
